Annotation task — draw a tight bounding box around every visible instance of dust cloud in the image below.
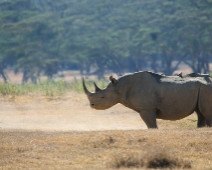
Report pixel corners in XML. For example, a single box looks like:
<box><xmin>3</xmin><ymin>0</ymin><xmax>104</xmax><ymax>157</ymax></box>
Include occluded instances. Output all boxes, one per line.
<box><xmin>0</xmin><ymin>93</ymin><xmax>146</xmax><ymax>132</ymax></box>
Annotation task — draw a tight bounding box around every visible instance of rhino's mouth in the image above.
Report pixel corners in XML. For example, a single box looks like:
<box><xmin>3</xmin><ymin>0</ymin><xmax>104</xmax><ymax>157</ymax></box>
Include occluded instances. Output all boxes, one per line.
<box><xmin>90</xmin><ymin>103</ymin><xmax>104</xmax><ymax>110</ymax></box>
<box><xmin>90</xmin><ymin>102</ymin><xmax>97</xmax><ymax>108</ymax></box>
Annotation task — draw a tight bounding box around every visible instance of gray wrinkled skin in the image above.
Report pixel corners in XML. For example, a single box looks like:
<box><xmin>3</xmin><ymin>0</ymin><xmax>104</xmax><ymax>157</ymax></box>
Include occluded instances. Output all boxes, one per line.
<box><xmin>82</xmin><ymin>71</ymin><xmax>212</xmax><ymax>129</ymax></box>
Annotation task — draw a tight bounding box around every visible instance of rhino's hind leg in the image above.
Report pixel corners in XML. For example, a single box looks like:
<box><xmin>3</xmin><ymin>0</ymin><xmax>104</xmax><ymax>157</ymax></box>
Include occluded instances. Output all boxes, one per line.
<box><xmin>196</xmin><ymin>110</ymin><xmax>206</xmax><ymax>127</ymax></box>
<box><xmin>197</xmin><ymin>111</ymin><xmax>212</xmax><ymax>127</ymax></box>
<box><xmin>205</xmin><ymin>118</ymin><xmax>212</xmax><ymax>127</ymax></box>
<box><xmin>196</xmin><ymin>110</ymin><xmax>212</xmax><ymax>127</ymax></box>
<box><xmin>198</xmin><ymin>85</ymin><xmax>212</xmax><ymax>127</ymax></box>
<box><xmin>139</xmin><ymin>110</ymin><xmax>157</xmax><ymax>129</ymax></box>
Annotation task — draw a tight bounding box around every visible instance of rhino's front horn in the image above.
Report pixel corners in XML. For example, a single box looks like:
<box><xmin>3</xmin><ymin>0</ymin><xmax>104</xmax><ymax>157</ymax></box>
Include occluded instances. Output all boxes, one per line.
<box><xmin>93</xmin><ymin>82</ymin><xmax>102</xmax><ymax>92</ymax></box>
<box><xmin>82</xmin><ymin>77</ymin><xmax>91</xmax><ymax>95</ymax></box>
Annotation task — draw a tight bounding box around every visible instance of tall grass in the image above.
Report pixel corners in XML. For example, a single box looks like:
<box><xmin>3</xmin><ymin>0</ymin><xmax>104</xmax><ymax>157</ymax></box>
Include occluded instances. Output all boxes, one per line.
<box><xmin>0</xmin><ymin>79</ymin><xmax>108</xmax><ymax>96</ymax></box>
<box><xmin>0</xmin><ymin>80</ymin><xmax>67</xmax><ymax>96</ymax></box>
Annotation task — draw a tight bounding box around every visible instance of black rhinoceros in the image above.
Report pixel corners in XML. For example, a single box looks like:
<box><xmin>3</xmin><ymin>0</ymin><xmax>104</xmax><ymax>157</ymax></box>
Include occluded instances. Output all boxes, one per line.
<box><xmin>82</xmin><ymin>71</ymin><xmax>212</xmax><ymax>128</ymax></box>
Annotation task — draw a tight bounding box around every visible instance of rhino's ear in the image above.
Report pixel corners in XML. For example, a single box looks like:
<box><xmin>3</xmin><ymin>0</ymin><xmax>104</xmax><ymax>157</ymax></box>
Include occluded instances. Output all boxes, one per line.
<box><xmin>109</xmin><ymin>76</ymin><xmax>117</xmax><ymax>84</ymax></box>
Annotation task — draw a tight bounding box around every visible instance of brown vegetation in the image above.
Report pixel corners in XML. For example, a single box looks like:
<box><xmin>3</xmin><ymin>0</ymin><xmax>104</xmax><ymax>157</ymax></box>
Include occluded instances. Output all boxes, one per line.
<box><xmin>1</xmin><ymin>94</ymin><xmax>212</xmax><ymax>169</ymax></box>
<box><xmin>1</xmin><ymin>128</ymin><xmax>212</xmax><ymax>169</ymax></box>
<box><xmin>112</xmin><ymin>150</ymin><xmax>191</xmax><ymax>169</ymax></box>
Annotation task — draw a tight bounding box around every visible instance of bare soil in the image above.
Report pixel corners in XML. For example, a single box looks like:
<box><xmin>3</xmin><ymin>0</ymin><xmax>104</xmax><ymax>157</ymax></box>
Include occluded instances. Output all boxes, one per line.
<box><xmin>0</xmin><ymin>93</ymin><xmax>146</xmax><ymax>132</ymax></box>
<box><xmin>1</xmin><ymin>93</ymin><xmax>212</xmax><ymax>169</ymax></box>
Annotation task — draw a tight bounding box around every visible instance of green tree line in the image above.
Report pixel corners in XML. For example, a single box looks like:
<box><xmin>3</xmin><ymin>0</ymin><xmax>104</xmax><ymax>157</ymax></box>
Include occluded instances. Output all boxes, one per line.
<box><xmin>0</xmin><ymin>0</ymin><xmax>212</xmax><ymax>83</ymax></box>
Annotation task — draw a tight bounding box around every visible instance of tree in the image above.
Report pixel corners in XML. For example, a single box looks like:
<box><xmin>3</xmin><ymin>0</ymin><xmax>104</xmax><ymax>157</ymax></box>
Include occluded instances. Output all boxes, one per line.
<box><xmin>1</xmin><ymin>0</ymin><xmax>212</xmax><ymax>83</ymax></box>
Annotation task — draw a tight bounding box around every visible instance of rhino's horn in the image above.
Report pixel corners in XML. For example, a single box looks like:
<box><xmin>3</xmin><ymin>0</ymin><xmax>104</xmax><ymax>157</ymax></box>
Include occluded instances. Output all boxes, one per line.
<box><xmin>82</xmin><ymin>77</ymin><xmax>91</xmax><ymax>95</ymax></box>
<box><xmin>93</xmin><ymin>82</ymin><xmax>102</xmax><ymax>92</ymax></box>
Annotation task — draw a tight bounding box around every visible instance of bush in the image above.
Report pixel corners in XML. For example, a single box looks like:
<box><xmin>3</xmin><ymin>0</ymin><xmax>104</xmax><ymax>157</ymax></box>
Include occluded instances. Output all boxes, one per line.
<box><xmin>146</xmin><ymin>152</ymin><xmax>191</xmax><ymax>169</ymax></box>
<box><xmin>111</xmin><ymin>150</ymin><xmax>191</xmax><ymax>169</ymax></box>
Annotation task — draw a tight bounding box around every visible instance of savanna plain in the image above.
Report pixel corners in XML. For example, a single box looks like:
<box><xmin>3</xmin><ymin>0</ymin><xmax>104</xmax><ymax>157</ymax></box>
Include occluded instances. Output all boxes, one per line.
<box><xmin>0</xmin><ymin>81</ymin><xmax>212</xmax><ymax>170</ymax></box>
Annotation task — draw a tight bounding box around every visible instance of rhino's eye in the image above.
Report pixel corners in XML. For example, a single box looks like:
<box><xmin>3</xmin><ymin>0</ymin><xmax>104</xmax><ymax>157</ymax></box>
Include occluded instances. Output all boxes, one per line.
<box><xmin>101</xmin><ymin>96</ymin><xmax>105</xmax><ymax>99</ymax></box>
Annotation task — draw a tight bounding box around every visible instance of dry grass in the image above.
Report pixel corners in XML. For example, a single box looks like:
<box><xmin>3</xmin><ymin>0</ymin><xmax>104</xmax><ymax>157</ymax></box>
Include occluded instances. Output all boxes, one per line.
<box><xmin>1</xmin><ymin>94</ymin><xmax>212</xmax><ymax>169</ymax></box>
<box><xmin>1</xmin><ymin>128</ymin><xmax>212</xmax><ymax>169</ymax></box>
<box><xmin>111</xmin><ymin>149</ymin><xmax>191</xmax><ymax>169</ymax></box>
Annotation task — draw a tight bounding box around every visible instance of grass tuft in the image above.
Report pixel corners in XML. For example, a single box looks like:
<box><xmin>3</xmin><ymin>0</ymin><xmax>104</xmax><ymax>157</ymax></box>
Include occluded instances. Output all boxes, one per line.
<box><xmin>111</xmin><ymin>150</ymin><xmax>191</xmax><ymax>169</ymax></box>
<box><xmin>146</xmin><ymin>151</ymin><xmax>191</xmax><ymax>169</ymax></box>
<box><xmin>112</xmin><ymin>152</ymin><xmax>144</xmax><ymax>168</ymax></box>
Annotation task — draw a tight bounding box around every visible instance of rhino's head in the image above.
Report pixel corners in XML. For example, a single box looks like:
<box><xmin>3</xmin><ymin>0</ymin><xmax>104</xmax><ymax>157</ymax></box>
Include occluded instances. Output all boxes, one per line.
<box><xmin>82</xmin><ymin>76</ymin><xmax>118</xmax><ymax>110</ymax></box>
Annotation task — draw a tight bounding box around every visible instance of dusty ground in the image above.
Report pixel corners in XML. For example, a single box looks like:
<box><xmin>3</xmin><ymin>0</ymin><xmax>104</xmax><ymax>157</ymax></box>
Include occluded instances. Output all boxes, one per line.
<box><xmin>1</xmin><ymin>93</ymin><xmax>212</xmax><ymax>169</ymax></box>
<box><xmin>0</xmin><ymin>93</ymin><xmax>146</xmax><ymax>132</ymax></box>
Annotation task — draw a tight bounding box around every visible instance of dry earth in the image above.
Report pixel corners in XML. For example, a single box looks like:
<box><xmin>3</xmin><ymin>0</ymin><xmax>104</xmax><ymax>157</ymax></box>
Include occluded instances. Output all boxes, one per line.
<box><xmin>0</xmin><ymin>93</ymin><xmax>146</xmax><ymax>132</ymax></box>
<box><xmin>1</xmin><ymin>93</ymin><xmax>212</xmax><ymax>169</ymax></box>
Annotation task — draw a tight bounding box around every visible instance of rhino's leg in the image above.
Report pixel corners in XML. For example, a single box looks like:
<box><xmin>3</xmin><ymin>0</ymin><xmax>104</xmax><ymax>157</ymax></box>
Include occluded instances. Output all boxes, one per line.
<box><xmin>205</xmin><ymin>118</ymin><xmax>212</xmax><ymax>127</ymax></box>
<box><xmin>198</xmin><ymin>112</ymin><xmax>212</xmax><ymax>127</ymax></box>
<box><xmin>139</xmin><ymin>110</ymin><xmax>157</xmax><ymax>129</ymax></box>
<box><xmin>198</xmin><ymin>85</ymin><xmax>212</xmax><ymax>127</ymax></box>
<box><xmin>196</xmin><ymin>110</ymin><xmax>206</xmax><ymax>127</ymax></box>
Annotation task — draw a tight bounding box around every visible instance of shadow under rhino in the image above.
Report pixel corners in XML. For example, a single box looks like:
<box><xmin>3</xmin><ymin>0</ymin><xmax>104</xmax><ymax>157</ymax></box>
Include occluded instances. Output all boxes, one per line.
<box><xmin>82</xmin><ymin>71</ymin><xmax>212</xmax><ymax>129</ymax></box>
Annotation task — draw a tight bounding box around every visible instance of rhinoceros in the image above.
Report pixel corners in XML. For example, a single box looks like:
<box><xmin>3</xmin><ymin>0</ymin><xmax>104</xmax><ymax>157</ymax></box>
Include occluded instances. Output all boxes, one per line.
<box><xmin>82</xmin><ymin>71</ymin><xmax>212</xmax><ymax>128</ymax></box>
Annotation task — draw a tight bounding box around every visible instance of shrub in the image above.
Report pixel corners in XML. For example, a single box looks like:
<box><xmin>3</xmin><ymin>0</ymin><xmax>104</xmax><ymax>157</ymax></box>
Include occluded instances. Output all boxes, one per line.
<box><xmin>146</xmin><ymin>152</ymin><xmax>191</xmax><ymax>169</ymax></box>
<box><xmin>110</xmin><ymin>150</ymin><xmax>191</xmax><ymax>169</ymax></box>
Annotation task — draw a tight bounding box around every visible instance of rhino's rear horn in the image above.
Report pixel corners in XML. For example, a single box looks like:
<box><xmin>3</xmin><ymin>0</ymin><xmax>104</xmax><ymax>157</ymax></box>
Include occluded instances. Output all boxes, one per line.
<box><xmin>93</xmin><ymin>82</ymin><xmax>102</xmax><ymax>92</ymax></box>
<box><xmin>82</xmin><ymin>77</ymin><xmax>91</xmax><ymax>95</ymax></box>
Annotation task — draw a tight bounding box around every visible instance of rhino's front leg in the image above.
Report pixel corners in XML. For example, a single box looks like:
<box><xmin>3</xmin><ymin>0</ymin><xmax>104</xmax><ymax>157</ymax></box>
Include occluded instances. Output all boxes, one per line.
<box><xmin>139</xmin><ymin>110</ymin><xmax>158</xmax><ymax>129</ymax></box>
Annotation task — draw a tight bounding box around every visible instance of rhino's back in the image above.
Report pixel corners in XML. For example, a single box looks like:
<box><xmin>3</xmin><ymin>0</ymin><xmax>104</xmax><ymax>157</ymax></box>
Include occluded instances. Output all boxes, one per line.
<box><xmin>118</xmin><ymin>71</ymin><xmax>203</xmax><ymax>120</ymax></box>
<box><xmin>184</xmin><ymin>73</ymin><xmax>212</xmax><ymax>84</ymax></box>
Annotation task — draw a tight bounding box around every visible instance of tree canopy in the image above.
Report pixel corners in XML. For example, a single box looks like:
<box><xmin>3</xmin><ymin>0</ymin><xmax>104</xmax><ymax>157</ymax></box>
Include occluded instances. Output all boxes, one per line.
<box><xmin>0</xmin><ymin>0</ymin><xmax>212</xmax><ymax>82</ymax></box>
